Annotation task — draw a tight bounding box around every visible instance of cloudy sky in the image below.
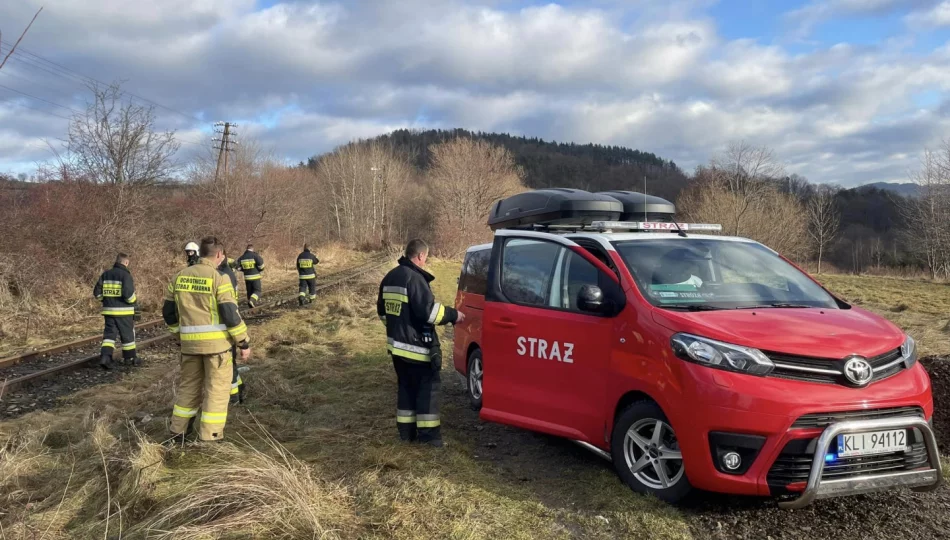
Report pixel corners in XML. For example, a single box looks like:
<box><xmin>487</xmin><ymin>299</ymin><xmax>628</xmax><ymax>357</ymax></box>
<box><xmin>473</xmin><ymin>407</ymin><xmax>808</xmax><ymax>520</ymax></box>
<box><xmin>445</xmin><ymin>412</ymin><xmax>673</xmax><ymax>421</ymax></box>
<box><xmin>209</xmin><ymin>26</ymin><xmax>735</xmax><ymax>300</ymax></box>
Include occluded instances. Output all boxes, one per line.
<box><xmin>2</xmin><ymin>0</ymin><xmax>950</xmax><ymax>186</ymax></box>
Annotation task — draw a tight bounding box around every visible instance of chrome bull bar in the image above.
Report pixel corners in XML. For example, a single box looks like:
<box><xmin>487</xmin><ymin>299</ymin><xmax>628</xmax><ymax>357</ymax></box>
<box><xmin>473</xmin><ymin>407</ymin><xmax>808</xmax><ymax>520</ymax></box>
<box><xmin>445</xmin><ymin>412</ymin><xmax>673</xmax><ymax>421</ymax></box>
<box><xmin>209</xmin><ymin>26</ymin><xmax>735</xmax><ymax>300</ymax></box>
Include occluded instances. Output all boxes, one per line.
<box><xmin>779</xmin><ymin>416</ymin><xmax>942</xmax><ymax>509</ymax></box>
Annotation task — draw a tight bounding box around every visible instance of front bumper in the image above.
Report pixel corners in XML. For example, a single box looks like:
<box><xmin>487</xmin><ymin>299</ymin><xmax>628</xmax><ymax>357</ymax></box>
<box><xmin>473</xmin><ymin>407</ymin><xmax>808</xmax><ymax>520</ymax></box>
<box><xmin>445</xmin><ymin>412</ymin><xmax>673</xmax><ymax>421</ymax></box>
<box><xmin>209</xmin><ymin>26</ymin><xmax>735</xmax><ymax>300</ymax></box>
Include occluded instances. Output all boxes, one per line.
<box><xmin>778</xmin><ymin>416</ymin><xmax>942</xmax><ymax>509</ymax></box>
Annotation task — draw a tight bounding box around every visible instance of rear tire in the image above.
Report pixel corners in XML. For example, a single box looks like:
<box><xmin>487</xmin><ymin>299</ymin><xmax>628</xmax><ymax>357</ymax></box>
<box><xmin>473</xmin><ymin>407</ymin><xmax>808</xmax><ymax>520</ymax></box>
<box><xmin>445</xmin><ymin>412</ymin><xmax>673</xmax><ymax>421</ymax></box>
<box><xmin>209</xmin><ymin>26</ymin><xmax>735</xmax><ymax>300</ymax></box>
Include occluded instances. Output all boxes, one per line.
<box><xmin>467</xmin><ymin>349</ymin><xmax>483</xmax><ymax>411</ymax></box>
<box><xmin>611</xmin><ymin>400</ymin><xmax>691</xmax><ymax>503</ymax></box>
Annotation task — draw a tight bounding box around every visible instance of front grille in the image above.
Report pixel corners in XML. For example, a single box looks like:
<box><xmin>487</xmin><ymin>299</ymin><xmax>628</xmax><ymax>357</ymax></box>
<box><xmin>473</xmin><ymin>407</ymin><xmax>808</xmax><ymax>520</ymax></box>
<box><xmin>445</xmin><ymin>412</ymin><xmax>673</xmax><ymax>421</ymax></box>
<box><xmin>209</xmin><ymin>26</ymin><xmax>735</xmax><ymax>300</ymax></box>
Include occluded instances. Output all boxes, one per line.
<box><xmin>767</xmin><ymin>439</ymin><xmax>929</xmax><ymax>494</ymax></box>
<box><xmin>767</xmin><ymin>347</ymin><xmax>905</xmax><ymax>386</ymax></box>
<box><xmin>791</xmin><ymin>406</ymin><xmax>925</xmax><ymax>429</ymax></box>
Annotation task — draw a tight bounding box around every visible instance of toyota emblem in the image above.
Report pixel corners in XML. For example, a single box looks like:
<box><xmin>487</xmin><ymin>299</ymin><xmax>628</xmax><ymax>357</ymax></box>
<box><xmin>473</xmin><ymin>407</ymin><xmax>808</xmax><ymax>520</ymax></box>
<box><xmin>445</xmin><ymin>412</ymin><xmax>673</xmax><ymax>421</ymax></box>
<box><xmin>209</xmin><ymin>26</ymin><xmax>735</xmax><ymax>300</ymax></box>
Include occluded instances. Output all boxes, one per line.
<box><xmin>843</xmin><ymin>356</ymin><xmax>873</xmax><ymax>386</ymax></box>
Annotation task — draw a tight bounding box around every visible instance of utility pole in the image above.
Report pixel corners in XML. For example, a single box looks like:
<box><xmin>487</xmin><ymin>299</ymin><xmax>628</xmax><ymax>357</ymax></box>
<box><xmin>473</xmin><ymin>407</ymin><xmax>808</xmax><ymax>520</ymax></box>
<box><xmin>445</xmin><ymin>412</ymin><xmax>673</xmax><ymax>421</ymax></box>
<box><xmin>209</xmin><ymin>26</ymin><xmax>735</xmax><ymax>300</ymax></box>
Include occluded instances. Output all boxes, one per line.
<box><xmin>213</xmin><ymin>121</ymin><xmax>238</xmax><ymax>182</ymax></box>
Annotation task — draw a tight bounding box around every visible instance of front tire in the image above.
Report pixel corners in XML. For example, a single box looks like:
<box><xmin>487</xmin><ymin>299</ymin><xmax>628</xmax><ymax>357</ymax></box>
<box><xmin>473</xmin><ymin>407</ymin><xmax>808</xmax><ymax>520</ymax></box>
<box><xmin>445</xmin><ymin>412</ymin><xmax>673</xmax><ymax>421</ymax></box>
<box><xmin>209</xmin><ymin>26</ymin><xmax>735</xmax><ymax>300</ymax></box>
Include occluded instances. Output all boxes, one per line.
<box><xmin>467</xmin><ymin>349</ymin><xmax>483</xmax><ymax>411</ymax></box>
<box><xmin>611</xmin><ymin>401</ymin><xmax>691</xmax><ymax>503</ymax></box>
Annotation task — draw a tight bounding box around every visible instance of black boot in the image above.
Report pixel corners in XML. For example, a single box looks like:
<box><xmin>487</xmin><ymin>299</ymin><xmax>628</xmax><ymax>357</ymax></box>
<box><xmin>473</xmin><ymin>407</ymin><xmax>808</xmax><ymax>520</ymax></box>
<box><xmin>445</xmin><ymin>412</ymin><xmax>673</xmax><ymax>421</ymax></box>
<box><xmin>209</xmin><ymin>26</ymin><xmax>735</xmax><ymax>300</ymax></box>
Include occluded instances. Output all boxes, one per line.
<box><xmin>298</xmin><ymin>296</ymin><xmax>305</xmax><ymax>307</ymax></box>
<box><xmin>99</xmin><ymin>355</ymin><xmax>113</xmax><ymax>370</ymax></box>
<box><xmin>132</xmin><ymin>356</ymin><xmax>142</xmax><ymax>367</ymax></box>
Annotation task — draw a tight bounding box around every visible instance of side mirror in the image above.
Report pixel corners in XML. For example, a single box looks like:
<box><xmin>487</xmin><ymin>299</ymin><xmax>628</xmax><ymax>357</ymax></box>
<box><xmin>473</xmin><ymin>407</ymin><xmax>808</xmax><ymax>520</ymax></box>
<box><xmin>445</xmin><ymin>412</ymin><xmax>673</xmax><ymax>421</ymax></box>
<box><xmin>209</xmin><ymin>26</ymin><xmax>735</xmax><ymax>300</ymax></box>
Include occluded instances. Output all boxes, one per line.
<box><xmin>577</xmin><ymin>284</ymin><xmax>605</xmax><ymax>313</ymax></box>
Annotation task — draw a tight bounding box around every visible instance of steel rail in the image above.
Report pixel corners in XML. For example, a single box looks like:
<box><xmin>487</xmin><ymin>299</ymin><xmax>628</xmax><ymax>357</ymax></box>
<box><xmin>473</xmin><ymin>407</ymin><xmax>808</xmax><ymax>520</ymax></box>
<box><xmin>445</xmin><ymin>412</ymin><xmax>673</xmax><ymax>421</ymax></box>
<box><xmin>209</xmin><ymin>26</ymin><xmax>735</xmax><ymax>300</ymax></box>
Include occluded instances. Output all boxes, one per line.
<box><xmin>0</xmin><ymin>258</ymin><xmax>390</xmax><ymax>396</ymax></box>
<box><xmin>0</xmin><ymin>257</ymin><xmax>389</xmax><ymax>370</ymax></box>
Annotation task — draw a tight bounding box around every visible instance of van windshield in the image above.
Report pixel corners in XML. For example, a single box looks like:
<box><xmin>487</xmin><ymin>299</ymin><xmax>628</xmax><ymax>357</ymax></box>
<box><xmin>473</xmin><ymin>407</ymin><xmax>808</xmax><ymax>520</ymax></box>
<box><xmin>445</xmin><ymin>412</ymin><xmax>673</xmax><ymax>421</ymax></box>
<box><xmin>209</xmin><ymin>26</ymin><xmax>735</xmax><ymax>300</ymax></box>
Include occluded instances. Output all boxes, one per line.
<box><xmin>611</xmin><ymin>238</ymin><xmax>840</xmax><ymax>310</ymax></box>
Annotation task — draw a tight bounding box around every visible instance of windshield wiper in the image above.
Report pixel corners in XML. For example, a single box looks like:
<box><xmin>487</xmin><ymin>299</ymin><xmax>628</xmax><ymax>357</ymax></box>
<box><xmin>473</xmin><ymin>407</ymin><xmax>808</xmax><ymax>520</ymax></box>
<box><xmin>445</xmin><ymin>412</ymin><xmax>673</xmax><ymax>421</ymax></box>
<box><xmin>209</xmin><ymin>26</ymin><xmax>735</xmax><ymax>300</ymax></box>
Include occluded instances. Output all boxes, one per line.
<box><xmin>735</xmin><ymin>303</ymin><xmax>812</xmax><ymax>310</ymax></box>
<box><xmin>664</xmin><ymin>304</ymin><xmax>725</xmax><ymax>311</ymax></box>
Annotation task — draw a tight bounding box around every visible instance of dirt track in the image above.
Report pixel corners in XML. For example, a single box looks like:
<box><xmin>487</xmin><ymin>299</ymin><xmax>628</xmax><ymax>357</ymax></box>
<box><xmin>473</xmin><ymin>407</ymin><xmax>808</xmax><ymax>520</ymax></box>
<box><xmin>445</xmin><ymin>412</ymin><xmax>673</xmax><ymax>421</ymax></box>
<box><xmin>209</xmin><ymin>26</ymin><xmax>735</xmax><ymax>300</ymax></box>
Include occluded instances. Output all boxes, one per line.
<box><xmin>443</xmin><ymin>356</ymin><xmax>950</xmax><ymax>540</ymax></box>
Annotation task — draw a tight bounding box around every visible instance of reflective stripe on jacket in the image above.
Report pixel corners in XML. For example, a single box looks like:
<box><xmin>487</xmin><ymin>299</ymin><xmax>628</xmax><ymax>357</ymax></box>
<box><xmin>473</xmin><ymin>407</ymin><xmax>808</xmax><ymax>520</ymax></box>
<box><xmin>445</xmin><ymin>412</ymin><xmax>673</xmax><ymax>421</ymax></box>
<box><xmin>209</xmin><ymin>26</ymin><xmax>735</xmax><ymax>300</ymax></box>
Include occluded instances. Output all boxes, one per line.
<box><xmin>296</xmin><ymin>250</ymin><xmax>319</xmax><ymax>280</ymax></box>
<box><xmin>237</xmin><ymin>250</ymin><xmax>264</xmax><ymax>280</ymax></box>
<box><xmin>162</xmin><ymin>258</ymin><xmax>249</xmax><ymax>355</ymax></box>
<box><xmin>93</xmin><ymin>263</ymin><xmax>136</xmax><ymax>316</ymax></box>
<box><xmin>376</xmin><ymin>257</ymin><xmax>458</xmax><ymax>362</ymax></box>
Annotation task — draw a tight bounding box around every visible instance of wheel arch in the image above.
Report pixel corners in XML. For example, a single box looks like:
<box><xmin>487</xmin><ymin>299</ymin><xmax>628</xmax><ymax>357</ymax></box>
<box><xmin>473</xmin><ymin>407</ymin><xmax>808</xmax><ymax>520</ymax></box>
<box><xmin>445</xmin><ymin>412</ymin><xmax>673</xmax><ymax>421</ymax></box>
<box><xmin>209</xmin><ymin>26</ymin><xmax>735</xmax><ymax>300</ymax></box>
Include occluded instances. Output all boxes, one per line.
<box><xmin>465</xmin><ymin>342</ymin><xmax>481</xmax><ymax>373</ymax></box>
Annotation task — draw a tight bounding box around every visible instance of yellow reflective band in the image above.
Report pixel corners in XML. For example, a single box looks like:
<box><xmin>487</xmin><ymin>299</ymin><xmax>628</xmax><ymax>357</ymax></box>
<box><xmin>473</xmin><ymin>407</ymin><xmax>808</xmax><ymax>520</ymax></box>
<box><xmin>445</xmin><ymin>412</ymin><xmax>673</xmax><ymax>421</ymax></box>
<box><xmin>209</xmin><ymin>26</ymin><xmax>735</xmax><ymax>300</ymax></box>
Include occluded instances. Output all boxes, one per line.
<box><xmin>244</xmin><ymin>274</ymin><xmax>262</xmax><ymax>281</ymax></box>
<box><xmin>299</xmin><ymin>274</ymin><xmax>315</xmax><ymax>279</ymax></box>
<box><xmin>180</xmin><ymin>331</ymin><xmax>230</xmax><ymax>341</ymax></box>
<box><xmin>308</xmin><ymin>295</ymin><xmax>316</xmax><ymax>300</ymax></box>
<box><xmin>397</xmin><ymin>415</ymin><xmax>417</xmax><ymax>423</ymax></box>
<box><xmin>227</xmin><ymin>323</ymin><xmax>247</xmax><ymax>337</ymax></box>
<box><xmin>217</xmin><ymin>284</ymin><xmax>234</xmax><ymax>296</ymax></box>
<box><xmin>236</xmin><ymin>375</ymin><xmax>243</xmax><ymax>385</ymax></box>
<box><xmin>298</xmin><ymin>292</ymin><xmax>307</xmax><ymax>297</ymax></box>
<box><xmin>417</xmin><ymin>420</ymin><xmax>441</xmax><ymax>428</ymax></box>
<box><xmin>102</xmin><ymin>340</ymin><xmax>115</xmax><ymax>349</ymax></box>
<box><xmin>298</xmin><ymin>259</ymin><xmax>313</xmax><ymax>268</ymax></box>
<box><xmin>434</xmin><ymin>304</ymin><xmax>446</xmax><ymax>325</ymax></box>
<box><xmin>201</xmin><ymin>411</ymin><xmax>228</xmax><ymax>424</ymax></box>
<box><xmin>250</xmin><ymin>294</ymin><xmax>260</xmax><ymax>301</ymax></box>
<box><xmin>175</xmin><ymin>276</ymin><xmax>214</xmax><ymax>294</ymax></box>
<box><xmin>102</xmin><ymin>308</ymin><xmax>135</xmax><ymax>316</ymax></box>
<box><xmin>230</xmin><ymin>386</ymin><xmax>240</xmax><ymax>395</ymax></box>
<box><xmin>102</xmin><ymin>282</ymin><xmax>122</xmax><ymax>297</ymax></box>
<box><xmin>95</xmin><ymin>295</ymin><xmax>103</xmax><ymax>300</ymax></box>
<box><xmin>382</xmin><ymin>292</ymin><xmax>409</xmax><ymax>303</ymax></box>
<box><xmin>168</xmin><ymin>325</ymin><xmax>180</xmax><ymax>333</ymax></box>
<box><xmin>387</xmin><ymin>345</ymin><xmax>430</xmax><ymax>362</ymax></box>
<box><xmin>240</xmin><ymin>260</ymin><xmax>256</xmax><ymax>269</ymax></box>
<box><xmin>127</xmin><ymin>293</ymin><xmax>137</xmax><ymax>303</ymax></box>
<box><xmin>121</xmin><ymin>343</ymin><xmax>136</xmax><ymax>351</ymax></box>
<box><xmin>173</xmin><ymin>405</ymin><xmax>198</xmax><ymax>418</ymax></box>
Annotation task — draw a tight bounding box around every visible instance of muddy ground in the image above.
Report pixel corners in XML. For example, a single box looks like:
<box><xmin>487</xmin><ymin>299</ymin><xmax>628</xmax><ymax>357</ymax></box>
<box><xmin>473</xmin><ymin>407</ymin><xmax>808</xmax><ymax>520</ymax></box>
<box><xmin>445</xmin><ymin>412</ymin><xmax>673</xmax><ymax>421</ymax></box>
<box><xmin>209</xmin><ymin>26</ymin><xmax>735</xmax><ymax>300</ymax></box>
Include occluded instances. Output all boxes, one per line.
<box><xmin>441</xmin><ymin>356</ymin><xmax>950</xmax><ymax>540</ymax></box>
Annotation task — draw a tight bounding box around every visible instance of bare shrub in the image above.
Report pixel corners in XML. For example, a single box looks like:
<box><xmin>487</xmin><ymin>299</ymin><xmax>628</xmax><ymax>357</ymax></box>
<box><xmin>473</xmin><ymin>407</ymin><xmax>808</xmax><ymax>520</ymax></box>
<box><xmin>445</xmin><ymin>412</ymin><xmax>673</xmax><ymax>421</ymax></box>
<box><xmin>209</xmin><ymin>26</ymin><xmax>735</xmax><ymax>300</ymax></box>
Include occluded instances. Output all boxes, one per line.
<box><xmin>901</xmin><ymin>140</ymin><xmax>950</xmax><ymax>279</ymax></box>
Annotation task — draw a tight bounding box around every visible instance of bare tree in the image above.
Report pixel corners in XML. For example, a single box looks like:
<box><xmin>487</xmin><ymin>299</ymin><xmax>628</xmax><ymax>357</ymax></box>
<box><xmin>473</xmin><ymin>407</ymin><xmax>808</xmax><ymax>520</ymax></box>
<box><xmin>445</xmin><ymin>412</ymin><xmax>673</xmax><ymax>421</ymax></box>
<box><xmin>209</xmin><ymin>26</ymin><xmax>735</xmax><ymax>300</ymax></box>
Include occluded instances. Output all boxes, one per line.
<box><xmin>68</xmin><ymin>82</ymin><xmax>180</xmax><ymax>186</ymax></box>
<box><xmin>901</xmin><ymin>141</ymin><xmax>950</xmax><ymax>279</ymax></box>
<box><xmin>706</xmin><ymin>142</ymin><xmax>786</xmax><ymax>236</ymax></box>
<box><xmin>806</xmin><ymin>184</ymin><xmax>840</xmax><ymax>274</ymax></box>
<box><xmin>427</xmin><ymin>138</ymin><xmax>526</xmax><ymax>255</ymax></box>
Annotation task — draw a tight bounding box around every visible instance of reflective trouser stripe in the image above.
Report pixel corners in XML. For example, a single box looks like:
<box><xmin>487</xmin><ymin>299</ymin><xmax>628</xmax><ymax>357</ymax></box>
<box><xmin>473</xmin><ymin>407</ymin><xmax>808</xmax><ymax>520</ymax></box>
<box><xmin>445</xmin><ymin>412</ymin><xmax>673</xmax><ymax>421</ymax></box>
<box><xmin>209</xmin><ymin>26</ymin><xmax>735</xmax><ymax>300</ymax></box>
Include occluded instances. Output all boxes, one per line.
<box><xmin>173</xmin><ymin>405</ymin><xmax>198</xmax><ymax>418</ymax></box>
<box><xmin>167</xmin><ymin>325</ymin><xmax>180</xmax><ymax>333</ymax></box>
<box><xmin>244</xmin><ymin>275</ymin><xmax>262</xmax><ymax>281</ymax></box>
<box><xmin>417</xmin><ymin>414</ymin><xmax>440</xmax><ymax>428</ymax></box>
<box><xmin>397</xmin><ymin>409</ymin><xmax>417</xmax><ymax>423</ymax></box>
<box><xmin>102</xmin><ymin>340</ymin><xmax>115</xmax><ymax>349</ymax></box>
<box><xmin>299</xmin><ymin>292</ymin><xmax>307</xmax><ymax>297</ymax></box>
<box><xmin>299</xmin><ymin>274</ymin><xmax>315</xmax><ymax>279</ymax></box>
<box><xmin>121</xmin><ymin>342</ymin><xmax>136</xmax><ymax>351</ymax></box>
<box><xmin>201</xmin><ymin>411</ymin><xmax>227</xmax><ymax>424</ymax></box>
<box><xmin>250</xmin><ymin>294</ymin><xmax>260</xmax><ymax>301</ymax></box>
<box><xmin>388</xmin><ymin>346</ymin><xmax>430</xmax><ymax>362</ymax></box>
<box><xmin>102</xmin><ymin>308</ymin><xmax>135</xmax><ymax>316</ymax></box>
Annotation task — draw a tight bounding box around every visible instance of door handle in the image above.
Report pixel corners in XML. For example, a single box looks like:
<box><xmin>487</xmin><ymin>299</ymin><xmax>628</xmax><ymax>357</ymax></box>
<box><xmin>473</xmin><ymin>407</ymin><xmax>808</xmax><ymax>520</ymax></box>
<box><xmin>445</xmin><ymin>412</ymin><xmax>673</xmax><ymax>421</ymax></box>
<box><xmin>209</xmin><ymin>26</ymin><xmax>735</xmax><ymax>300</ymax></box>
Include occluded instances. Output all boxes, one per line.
<box><xmin>492</xmin><ymin>319</ymin><xmax>518</xmax><ymax>329</ymax></box>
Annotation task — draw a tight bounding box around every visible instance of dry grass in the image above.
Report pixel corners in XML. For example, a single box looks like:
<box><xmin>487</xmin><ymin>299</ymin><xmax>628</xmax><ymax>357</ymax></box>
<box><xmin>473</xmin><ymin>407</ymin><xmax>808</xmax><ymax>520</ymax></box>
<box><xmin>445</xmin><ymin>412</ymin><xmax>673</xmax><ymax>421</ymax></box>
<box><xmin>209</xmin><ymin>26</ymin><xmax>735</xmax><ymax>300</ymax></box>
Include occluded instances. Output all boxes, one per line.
<box><xmin>816</xmin><ymin>274</ymin><xmax>950</xmax><ymax>356</ymax></box>
<box><xmin>0</xmin><ymin>266</ymin><xmax>691</xmax><ymax>539</ymax></box>
<box><xmin>0</xmin><ymin>245</ymin><xmax>372</xmax><ymax>358</ymax></box>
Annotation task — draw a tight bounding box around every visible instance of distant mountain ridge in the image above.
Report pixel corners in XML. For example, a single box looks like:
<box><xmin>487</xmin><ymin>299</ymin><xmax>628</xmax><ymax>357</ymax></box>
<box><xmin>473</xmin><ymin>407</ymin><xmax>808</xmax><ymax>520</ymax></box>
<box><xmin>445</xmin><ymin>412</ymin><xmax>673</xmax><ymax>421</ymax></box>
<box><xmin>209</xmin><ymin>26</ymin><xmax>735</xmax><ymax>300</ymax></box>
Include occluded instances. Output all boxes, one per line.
<box><xmin>861</xmin><ymin>182</ymin><xmax>920</xmax><ymax>197</ymax></box>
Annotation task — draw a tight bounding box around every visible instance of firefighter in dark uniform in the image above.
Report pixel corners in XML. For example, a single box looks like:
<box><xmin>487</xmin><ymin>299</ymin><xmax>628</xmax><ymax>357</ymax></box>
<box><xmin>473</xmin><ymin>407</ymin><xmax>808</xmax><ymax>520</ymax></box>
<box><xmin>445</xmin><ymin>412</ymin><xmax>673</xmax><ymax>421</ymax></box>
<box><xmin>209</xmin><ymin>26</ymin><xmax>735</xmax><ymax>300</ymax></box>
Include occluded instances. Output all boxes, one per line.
<box><xmin>218</xmin><ymin>250</ymin><xmax>245</xmax><ymax>404</ymax></box>
<box><xmin>377</xmin><ymin>239</ymin><xmax>464</xmax><ymax>447</ymax></box>
<box><xmin>185</xmin><ymin>241</ymin><xmax>199</xmax><ymax>266</ymax></box>
<box><xmin>237</xmin><ymin>244</ymin><xmax>264</xmax><ymax>307</ymax></box>
<box><xmin>93</xmin><ymin>253</ymin><xmax>139</xmax><ymax>369</ymax></box>
<box><xmin>296</xmin><ymin>244</ymin><xmax>319</xmax><ymax>306</ymax></box>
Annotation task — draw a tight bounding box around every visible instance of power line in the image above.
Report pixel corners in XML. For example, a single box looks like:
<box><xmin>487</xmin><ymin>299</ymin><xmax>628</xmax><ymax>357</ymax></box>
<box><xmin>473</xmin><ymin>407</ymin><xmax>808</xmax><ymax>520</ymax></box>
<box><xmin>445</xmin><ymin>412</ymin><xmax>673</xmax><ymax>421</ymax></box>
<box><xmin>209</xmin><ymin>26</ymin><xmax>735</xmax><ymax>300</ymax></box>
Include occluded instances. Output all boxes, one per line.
<box><xmin>0</xmin><ymin>82</ymin><xmax>81</xmax><ymax>114</ymax></box>
<box><xmin>0</xmin><ymin>39</ymin><xmax>205</xmax><ymax>125</ymax></box>
<box><xmin>0</xmin><ymin>99</ymin><xmax>72</xmax><ymax>121</ymax></box>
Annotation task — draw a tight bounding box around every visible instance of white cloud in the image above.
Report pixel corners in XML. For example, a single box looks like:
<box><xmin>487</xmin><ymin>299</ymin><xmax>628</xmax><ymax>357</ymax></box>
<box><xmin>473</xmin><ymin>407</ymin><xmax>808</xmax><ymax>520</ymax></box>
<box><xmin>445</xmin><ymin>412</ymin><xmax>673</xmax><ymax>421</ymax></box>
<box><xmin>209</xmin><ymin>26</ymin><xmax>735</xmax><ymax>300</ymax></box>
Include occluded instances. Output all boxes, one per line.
<box><xmin>905</xmin><ymin>1</ymin><xmax>950</xmax><ymax>26</ymax></box>
<box><xmin>0</xmin><ymin>0</ymin><xmax>949</xmax><ymax>186</ymax></box>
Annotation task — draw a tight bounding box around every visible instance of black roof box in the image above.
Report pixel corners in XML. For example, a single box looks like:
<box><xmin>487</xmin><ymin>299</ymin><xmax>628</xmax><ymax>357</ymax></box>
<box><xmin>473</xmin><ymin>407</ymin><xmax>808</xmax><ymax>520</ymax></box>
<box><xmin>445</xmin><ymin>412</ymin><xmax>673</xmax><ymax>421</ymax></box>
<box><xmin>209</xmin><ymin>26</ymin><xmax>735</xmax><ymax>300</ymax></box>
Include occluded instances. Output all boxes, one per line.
<box><xmin>597</xmin><ymin>191</ymin><xmax>676</xmax><ymax>222</ymax></box>
<box><xmin>488</xmin><ymin>188</ymin><xmax>623</xmax><ymax>230</ymax></box>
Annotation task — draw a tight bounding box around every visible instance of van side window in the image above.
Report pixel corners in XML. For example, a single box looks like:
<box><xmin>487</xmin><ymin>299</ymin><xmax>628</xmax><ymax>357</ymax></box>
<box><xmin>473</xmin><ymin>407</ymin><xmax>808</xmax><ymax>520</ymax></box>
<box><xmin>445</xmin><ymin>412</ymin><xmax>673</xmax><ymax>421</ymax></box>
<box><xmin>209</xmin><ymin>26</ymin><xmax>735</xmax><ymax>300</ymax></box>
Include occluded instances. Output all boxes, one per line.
<box><xmin>459</xmin><ymin>249</ymin><xmax>491</xmax><ymax>295</ymax></box>
<box><xmin>501</xmin><ymin>239</ymin><xmax>562</xmax><ymax>306</ymax></box>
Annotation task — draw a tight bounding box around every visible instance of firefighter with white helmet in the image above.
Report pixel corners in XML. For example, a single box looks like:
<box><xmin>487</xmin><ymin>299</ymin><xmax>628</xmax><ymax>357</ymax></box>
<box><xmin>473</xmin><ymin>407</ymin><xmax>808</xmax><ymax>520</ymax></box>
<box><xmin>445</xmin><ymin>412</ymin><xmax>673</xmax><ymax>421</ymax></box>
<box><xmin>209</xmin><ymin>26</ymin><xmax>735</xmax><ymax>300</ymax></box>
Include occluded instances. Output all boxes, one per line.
<box><xmin>185</xmin><ymin>242</ymin><xmax>200</xmax><ymax>266</ymax></box>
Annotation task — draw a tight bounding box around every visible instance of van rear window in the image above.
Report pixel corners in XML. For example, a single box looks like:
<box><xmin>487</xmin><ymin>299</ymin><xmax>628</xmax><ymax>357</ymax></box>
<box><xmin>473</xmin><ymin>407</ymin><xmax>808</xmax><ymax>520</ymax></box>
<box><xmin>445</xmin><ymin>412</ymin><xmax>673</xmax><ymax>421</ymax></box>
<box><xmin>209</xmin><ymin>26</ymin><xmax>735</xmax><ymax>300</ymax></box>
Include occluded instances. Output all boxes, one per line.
<box><xmin>459</xmin><ymin>249</ymin><xmax>491</xmax><ymax>295</ymax></box>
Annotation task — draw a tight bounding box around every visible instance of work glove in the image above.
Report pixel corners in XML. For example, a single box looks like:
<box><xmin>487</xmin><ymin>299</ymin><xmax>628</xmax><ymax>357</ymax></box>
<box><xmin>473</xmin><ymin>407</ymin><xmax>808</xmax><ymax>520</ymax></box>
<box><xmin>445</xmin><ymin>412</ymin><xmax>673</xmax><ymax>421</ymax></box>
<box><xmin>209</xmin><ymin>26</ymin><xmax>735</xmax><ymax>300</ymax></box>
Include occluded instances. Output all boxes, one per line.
<box><xmin>430</xmin><ymin>348</ymin><xmax>443</xmax><ymax>372</ymax></box>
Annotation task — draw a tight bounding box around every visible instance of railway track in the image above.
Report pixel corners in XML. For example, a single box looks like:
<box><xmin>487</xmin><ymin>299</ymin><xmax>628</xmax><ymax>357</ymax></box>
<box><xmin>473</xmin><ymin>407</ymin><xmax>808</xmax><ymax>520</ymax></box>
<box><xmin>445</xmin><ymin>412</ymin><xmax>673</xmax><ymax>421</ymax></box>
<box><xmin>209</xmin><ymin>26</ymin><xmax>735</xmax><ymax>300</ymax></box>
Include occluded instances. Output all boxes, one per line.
<box><xmin>0</xmin><ymin>257</ymin><xmax>391</xmax><ymax>402</ymax></box>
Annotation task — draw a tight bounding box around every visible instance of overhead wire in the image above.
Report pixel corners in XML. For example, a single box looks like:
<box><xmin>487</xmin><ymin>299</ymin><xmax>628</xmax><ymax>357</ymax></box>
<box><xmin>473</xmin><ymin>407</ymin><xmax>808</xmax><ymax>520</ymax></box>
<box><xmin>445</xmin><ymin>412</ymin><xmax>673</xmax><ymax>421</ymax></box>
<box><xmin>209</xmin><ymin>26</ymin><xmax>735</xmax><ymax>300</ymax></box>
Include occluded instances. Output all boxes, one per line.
<box><xmin>0</xmin><ymin>39</ymin><xmax>205</xmax><ymax>125</ymax></box>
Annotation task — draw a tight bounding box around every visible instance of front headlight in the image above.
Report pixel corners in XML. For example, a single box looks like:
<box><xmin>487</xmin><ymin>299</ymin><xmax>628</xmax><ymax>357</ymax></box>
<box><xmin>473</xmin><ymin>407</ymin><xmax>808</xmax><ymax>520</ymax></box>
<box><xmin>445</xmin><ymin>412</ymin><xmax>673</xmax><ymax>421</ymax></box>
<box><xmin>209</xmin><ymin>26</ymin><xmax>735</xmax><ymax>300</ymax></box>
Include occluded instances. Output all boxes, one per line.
<box><xmin>901</xmin><ymin>335</ymin><xmax>918</xmax><ymax>368</ymax></box>
<box><xmin>671</xmin><ymin>333</ymin><xmax>774</xmax><ymax>376</ymax></box>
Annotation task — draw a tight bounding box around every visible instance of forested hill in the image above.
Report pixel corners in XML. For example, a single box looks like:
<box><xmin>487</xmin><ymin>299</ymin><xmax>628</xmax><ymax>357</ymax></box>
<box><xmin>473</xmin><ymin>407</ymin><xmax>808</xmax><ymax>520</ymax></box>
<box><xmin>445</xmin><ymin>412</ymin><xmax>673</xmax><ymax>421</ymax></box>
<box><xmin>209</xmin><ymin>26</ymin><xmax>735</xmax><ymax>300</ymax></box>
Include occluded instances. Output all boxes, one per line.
<box><xmin>366</xmin><ymin>129</ymin><xmax>691</xmax><ymax>201</ymax></box>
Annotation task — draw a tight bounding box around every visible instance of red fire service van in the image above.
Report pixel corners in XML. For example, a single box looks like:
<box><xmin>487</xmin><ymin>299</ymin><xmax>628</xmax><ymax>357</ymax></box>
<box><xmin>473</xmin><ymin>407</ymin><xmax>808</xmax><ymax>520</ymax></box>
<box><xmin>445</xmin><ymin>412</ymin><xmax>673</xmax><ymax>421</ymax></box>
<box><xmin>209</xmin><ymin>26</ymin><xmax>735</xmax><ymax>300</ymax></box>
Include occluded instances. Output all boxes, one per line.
<box><xmin>452</xmin><ymin>188</ymin><xmax>941</xmax><ymax>509</ymax></box>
